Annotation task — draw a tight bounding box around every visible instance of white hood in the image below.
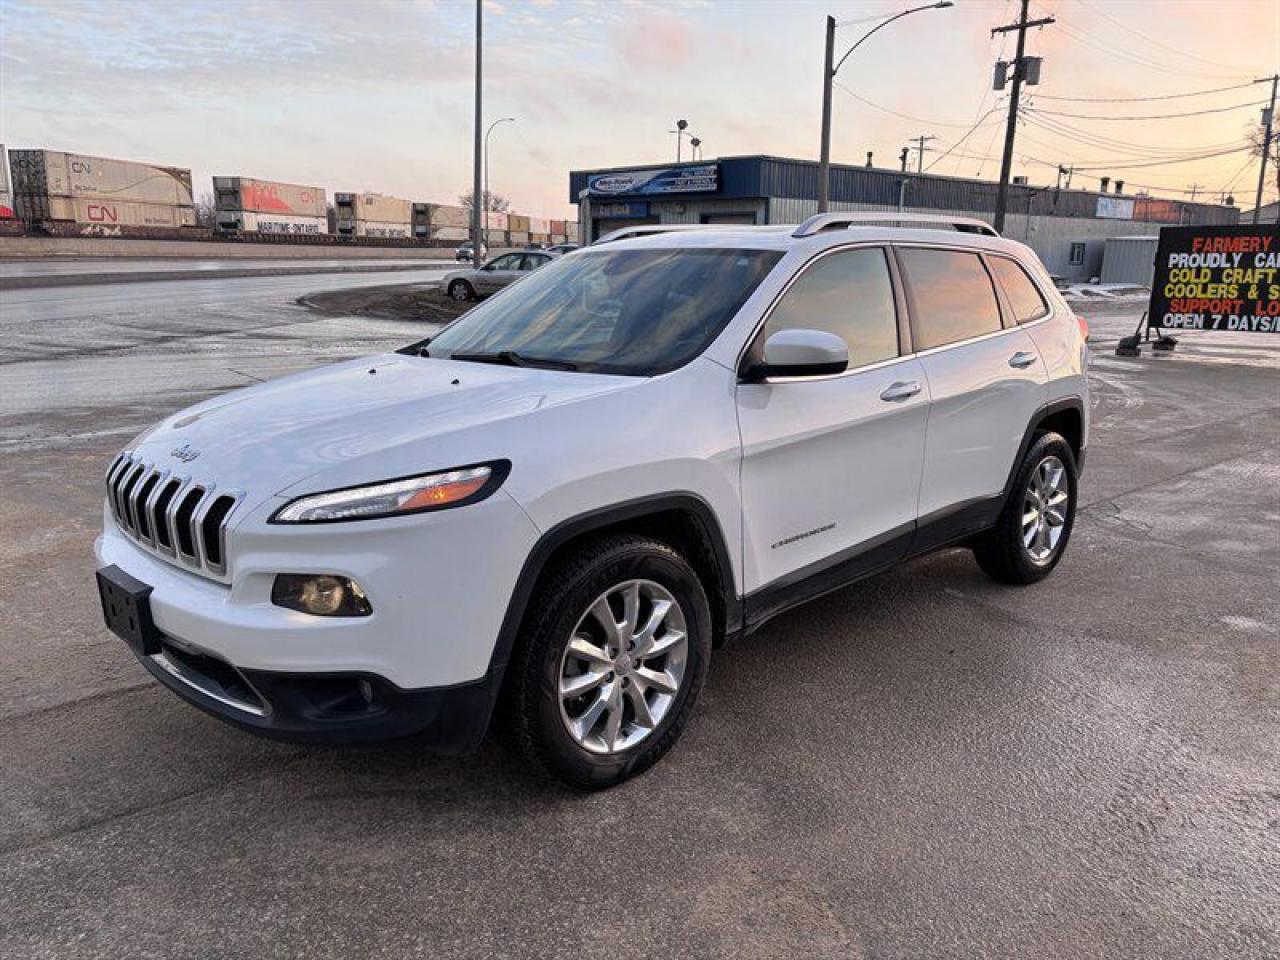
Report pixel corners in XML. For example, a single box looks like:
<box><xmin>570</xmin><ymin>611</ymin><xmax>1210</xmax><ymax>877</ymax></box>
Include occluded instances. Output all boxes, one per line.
<box><xmin>128</xmin><ymin>353</ymin><xmax>635</xmax><ymax>498</ymax></box>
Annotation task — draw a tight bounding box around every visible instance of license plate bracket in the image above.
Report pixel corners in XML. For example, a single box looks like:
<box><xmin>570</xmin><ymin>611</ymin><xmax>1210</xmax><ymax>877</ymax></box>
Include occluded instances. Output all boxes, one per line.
<box><xmin>96</xmin><ymin>564</ymin><xmax>161</xmax><ymax>656</ymax></box>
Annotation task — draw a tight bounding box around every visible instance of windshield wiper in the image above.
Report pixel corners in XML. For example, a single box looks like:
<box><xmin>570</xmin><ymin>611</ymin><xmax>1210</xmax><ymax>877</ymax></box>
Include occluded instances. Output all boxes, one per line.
<box><xmin>448</xmin><ymin>350</ymin><xmax>578</xmax><ymax>371</ymax></box>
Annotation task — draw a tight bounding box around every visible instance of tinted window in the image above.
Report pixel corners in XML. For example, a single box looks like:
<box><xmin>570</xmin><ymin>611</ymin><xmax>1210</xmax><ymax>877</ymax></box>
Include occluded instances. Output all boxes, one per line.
<box><xmin>427</xmin><ymin>248</ymin><xmax>781</xmax><ymax>376</ymax></box>
<box><xmin>899</xmin><ymin>248</ymin><xmax>1002</xmax><ymax>350</ymax></box>
<box><xmin>764</xmin><ymin>247</ymin><xmax>898</xmax><ymax>368</ymax></box>
<box><xmin>990</xmin><ymin>257</ymin><xmax>1049</xmax><ymax>324</ymax></box>
<box><xmin>488</xmin><ymin>254</ymin><xmax>521</xmax><ymax>270</ymax></box>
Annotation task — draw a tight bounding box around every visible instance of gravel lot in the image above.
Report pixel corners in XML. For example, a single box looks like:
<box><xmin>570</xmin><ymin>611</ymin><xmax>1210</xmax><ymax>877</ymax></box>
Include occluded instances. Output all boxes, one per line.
<box><xmin>1</xmin><ymin>274</ymin><xmax>1277</xmax><ymax>959</ymax></box>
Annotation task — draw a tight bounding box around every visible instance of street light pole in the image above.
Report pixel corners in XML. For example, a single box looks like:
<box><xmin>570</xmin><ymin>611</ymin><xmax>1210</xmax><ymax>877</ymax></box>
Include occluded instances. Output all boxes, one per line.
<box><xmin>471</xmin><ymin>0</ymin><xmax>483</xmax><ymax>258</ymax></box>
<box><xmin>484</xmin><ymin>117</ymin><xmax>515</xmax><ymax>247</ymax></box>
<box><xmin>817</xmin><ymin>1</ymin><xmax>953</xmax><ymax>213</ymax></box>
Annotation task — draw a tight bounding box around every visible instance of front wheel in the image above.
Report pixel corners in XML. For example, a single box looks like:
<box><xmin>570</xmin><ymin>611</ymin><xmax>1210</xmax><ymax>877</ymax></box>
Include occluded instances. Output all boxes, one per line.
<box><xmin>973</xmin><ymin>432</ymin><xmax>1078</xmax><ymax>585</ymax></box>
<box><xmin>504</xmin><ymin>535</ymin><xmax>712</xmax><ymax>790</ymax></box>
<box><xmin>448</xmin><ymin>279</ymin><xmax>474</xmax><ymax>301</ymax></box>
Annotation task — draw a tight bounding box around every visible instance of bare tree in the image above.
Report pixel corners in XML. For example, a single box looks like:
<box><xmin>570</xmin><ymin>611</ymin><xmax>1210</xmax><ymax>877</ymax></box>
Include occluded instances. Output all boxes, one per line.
<box><xmin>458</xmin><ymin>189</ymin><xmax>510</xmax><ymax>213</ymax></box>
<box><xmin>194</xmin><ymin>191</ymin><xmax>217</xmax><ymax>228</ymax></box>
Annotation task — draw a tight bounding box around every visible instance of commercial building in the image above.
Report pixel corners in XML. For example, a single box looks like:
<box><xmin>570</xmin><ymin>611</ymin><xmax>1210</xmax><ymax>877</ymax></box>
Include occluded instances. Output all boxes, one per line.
<box><xmin>570</xmin><ymin>155</ymin><xmax>1239</xmax><ymax>282</ymax></box>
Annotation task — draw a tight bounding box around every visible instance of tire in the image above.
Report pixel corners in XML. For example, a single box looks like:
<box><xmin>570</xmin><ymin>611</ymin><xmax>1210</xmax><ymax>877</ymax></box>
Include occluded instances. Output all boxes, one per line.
<box><xmin>973</xmin><ymin>431</ymin><xmax>1078</xmax><ymax>585</ymax></box>
<box><xmin>448</xmin><ymin>280</ymin><xmax>474</xmax><ymax>302</ymax></box>
<box><xmin>504</xmin><ymin>535</ymin><xmax>713</xmax><ymax>790</ymax></box>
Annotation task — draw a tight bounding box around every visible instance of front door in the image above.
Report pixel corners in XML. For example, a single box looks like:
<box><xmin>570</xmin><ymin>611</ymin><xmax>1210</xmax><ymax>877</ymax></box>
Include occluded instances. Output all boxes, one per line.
<box><xmin>475</xmin><ymin>253</ymin><xmax>523</xmax><ymax>295</ymax></box>
<box><xmin>737</xmin><ymin>246</ymin><xmax>929</xmax><ymax>599</ymax></box>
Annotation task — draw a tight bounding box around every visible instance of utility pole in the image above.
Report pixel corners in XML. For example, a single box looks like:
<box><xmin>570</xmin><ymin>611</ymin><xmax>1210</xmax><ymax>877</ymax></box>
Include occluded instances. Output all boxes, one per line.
<box><xmin>991</xmin><ymin>0</ymin><xmax>1054</xmax><ymax>233</ymax></box>
<box><xmin>1186</xmin><ymin>183</ymin><xmax>1203</xmax><ymax>202</ymax></box>
<box><xmin>471</xmin><ymin>0</ymin><xmax>483</xmax><ymax>258</ymax></box>
<box><xmin>910</xmin><ymin>134</ymin><xmax>937</xmax><ymax>173</ymax></box>
<box><xmin>1253</xmin><ymin>74</ymin><xmax>1277</xmax><ymax>224</ymax></box>
<box><xmin>818</xmin><ymin>15</ymin><xmax>836</xmax><ymax>212</ymax></box>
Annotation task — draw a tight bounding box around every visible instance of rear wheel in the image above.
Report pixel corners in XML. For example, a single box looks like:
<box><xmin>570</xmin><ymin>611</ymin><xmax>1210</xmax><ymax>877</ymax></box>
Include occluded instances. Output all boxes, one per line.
<box><xmin>973</xmin><ymin>432</ymin><xmax>1078</xmax><ymax>585</ymax></box>
<box><xmin>448</xmin><ymin>279</ymin><xmax>474</xmax><ymax>301</ymax></box>
<box><xmin>504</xmin><ymin>535</ymin><xmax>712</xmax><ymax>790</ymax></box>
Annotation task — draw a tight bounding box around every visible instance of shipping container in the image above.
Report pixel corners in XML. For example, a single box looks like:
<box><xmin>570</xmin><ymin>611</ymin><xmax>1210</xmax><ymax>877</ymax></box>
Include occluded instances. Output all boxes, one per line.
<box><xmin>528</xmin><ymin>216</ymin><xmax>550</xmax><ymax>234</ymax></box>
<box><xmin>485</xmin><ymin>210</ymin><xmax>508</xmax><ymax>231</ymax></box>
<box><xmin>430</xmin><ymin>225</ymin><xmax>470</xmax><ymax>242</ymax></box>
<box><xmin>549</xmin><ymin>219</ymin><xmax>567</xmax><ymax>235</ymax></box>
<box><xmin>566</xmin><ymin>222</ymin><xmax>579</xmax><ymax>241</ymax></box>
<box><xmin>508</xmin><ymin>231</ymin><xmax>530</xmax><ymax>246</ymax></box>
<box><xmin>9</xmin><ymin>149</ymin><xmax>193</xmax><ymax>207</ymax></box>
<box><xmin>530</xmin><ymin>232</ymin><xmax>549</xmax><ymax>245</ymax></box>
<box><xmin>354</xmin><ymin>221</ymin><xmax>413</xmax><ymax>239</ymax></box>
<box><xmin>40</xmin><ymin>196</ymin><xmax>195</xmax><ymax>229</ymax></box>
<box><xmin>412</xmin><ymin>203</ymin><xmax>432</xmax><ymax>237</ymax></box>
<box><xmin>0</xmin><ymin>144</ymin><xmax>13</xmax><ymax>219</ymax></box>
<box><xmin>334</xmin><ymin>192</ymin><xmax>413</xmax><ymax>237</ymax></box>
<box><xmin>214</xmin><ymin>176</ymin><xmax>326</xmax><ymax>219</ymax></box>
<box><xmin>508</xmin><ymin>214</ymin><xmax>530</xmax><ymax>233</ymax></box>
<box><xmin>217</xmin><ymin>210</ymin><xmax>328</xmax><ymax>236</ymax></box>
<box><xmin>426</xmin><ymin>203</ymin><xmax>470</xmax><ymax>229</ymax></box>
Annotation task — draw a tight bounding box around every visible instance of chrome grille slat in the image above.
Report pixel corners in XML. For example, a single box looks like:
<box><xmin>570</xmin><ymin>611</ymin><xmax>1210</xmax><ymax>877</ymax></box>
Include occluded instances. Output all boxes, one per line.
<box><xmin>104</xmin><ymin>452</ymin><xmax>243</xmax><ymax>580</ymax></box>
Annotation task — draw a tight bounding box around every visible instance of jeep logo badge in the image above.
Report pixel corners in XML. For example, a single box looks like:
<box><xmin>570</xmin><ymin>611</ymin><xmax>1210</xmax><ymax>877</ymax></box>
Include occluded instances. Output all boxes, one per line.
<box><xmin>170</xmin><ymin>443</ymin><xmax>200</xmax><ymax>463</ymax></box>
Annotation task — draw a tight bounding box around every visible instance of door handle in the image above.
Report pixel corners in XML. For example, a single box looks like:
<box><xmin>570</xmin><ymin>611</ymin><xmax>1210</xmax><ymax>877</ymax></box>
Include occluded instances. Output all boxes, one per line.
<box><xmin>880</xmin><ymin>380</ymin><xmax>922</xmax><ymax>402</ymax></box>
<box><xmin>1009</xmin><ymin>351</ymin><xmax>1038</xmax><ymax>369</ymax></box>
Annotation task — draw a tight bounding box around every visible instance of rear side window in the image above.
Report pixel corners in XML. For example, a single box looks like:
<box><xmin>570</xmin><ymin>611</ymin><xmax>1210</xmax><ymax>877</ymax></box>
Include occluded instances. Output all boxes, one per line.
<box><xmin>898</xmin><ymin>248</ymin><xmax>1002</xmax><ymax>350</ymax></box>
<box><xmin>764</xmin><ymin>247</ymin><xmax>899</xmax><ymax>368</ymax></box>
<box><xmin>989</xmin><ymin>256</ymin><xmax>1050</xmax><ymax>324</ymax></box>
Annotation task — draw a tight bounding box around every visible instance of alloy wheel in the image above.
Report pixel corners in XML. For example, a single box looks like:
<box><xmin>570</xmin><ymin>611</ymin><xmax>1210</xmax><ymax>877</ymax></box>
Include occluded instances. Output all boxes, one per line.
<box><xmin>557</xmin><ymin>579</ymin><xmax>688</xmax><ymax>755</ymax></box>
<box><xmin>1022</xmin><ymin>454</ymin><xmax>1069</xmax><ymax>564</ymax></box>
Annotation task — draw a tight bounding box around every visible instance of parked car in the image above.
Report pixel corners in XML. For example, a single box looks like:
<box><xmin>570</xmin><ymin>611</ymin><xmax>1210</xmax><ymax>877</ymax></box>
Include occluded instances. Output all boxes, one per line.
<box><xmin>442</xmin><ymin>250</ymin><xmax>558</xmax><ymax>301</ymax></box>
<box><xmin>94</xmin><ymin>213</ymin><xmax>1088</xmax><ymax>790</ymax></box>
<box><xmin>547</xmin><ymin>243</ymin><xmax>579</xmax><ymax>255</ymax></box>
<box><xmin>454</xmin><ymin>243</ymin><xmax>486</xmax><ymax>263</ymax></box>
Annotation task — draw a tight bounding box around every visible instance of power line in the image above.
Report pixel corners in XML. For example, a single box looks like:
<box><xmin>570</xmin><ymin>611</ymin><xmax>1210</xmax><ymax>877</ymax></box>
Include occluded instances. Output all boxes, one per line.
<box><xmin>1046</xmin><ymin>15</ymin><xmax>1253</xmax><ymax>83</ymax></box>
<box><xmin>928</xmin><ymin>107</ymin><xmax>1008</xmax><ymax>171</ymax></box>
<box><xmin>1020</xmin><ymin>109</ymin><xmax>1246</xmax><ymax>158</ymax></box>
<box><xmin>831</xmin><ymin>83</ymin><xmax>1002</xmax><ymax>128</ymax></box>
<box><xmin>1033</xmin><ymin>80</ymin><xmax>1257</xmax><ymax>103</ymax></box>
<box><xmin>1073</xmin><ymin>0</ymin><xmax>1250</xmax><ymax>75</ymax></box>
<box><xmin>1031</xmin><ymin>99</ymin><xmax>1266</xmax><ymax>121</ymax></box>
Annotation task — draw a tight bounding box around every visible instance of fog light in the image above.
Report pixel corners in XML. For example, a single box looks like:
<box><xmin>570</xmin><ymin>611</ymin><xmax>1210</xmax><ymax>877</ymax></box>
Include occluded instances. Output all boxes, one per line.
<box><xmin>272</xmin><ymin>574</ymin><xmax>372</xmax><ymax>617</ymax></box>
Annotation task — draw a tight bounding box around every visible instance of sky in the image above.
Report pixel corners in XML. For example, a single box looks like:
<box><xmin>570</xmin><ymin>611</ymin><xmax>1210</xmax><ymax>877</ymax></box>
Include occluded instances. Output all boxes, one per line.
<box><xmin>1</xmin><ymin>0</ymin><xmax>1277</xmax><ymax>219</ymax></box>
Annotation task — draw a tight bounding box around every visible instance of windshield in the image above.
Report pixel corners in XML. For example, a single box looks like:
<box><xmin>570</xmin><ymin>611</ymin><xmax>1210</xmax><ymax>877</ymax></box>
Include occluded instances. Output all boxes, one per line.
<box><xmin>426</xmin><ymin>248</ymin><xmax>782</xmax><ymax>376</ymax></box>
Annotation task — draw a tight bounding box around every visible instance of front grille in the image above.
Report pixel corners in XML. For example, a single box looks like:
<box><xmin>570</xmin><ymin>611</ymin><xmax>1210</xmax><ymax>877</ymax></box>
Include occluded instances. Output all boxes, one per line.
<box><xmin>105</xmin><ymin>452</ymin><xmax>242</xmax><ymax>577</ymax></box>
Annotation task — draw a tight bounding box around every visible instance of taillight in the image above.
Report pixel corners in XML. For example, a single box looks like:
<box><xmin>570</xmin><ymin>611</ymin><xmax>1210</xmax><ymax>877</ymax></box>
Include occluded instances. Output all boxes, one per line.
<box><xmin>1076</xmin><ymin>315</ymin><xmax>1089</xmax><ymax>341</ymax></box>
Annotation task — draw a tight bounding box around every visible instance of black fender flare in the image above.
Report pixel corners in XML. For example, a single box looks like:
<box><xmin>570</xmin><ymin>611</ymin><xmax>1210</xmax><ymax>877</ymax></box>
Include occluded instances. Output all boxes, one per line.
<box><xmin>466</xmin><ymin>492</ymin><xmax>740</xmax><ymax>744</ymax></box>
<box><xmin>1002</xmin><ymin>396</ymin><xmax>1086</xmax><ymax>500</ymax></box>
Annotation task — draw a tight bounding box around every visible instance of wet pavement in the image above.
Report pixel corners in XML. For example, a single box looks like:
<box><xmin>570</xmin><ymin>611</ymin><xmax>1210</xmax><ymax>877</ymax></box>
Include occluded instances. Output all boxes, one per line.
<box><xmin>1</xmin><ymin>274</ymin><xmax>1277</xmax><ymax>959</ymax></box>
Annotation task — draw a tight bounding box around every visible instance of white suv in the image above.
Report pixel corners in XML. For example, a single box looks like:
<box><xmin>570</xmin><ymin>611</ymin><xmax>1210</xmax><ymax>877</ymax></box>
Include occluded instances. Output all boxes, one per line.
<box><xmin>95</xmin><ymin>213</ymin><xmax>1088</xmax><ymax>789</ymax></box>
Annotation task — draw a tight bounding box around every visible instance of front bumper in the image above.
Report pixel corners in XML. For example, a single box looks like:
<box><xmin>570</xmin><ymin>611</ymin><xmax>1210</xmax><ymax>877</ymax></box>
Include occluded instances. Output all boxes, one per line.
<box><xmin>94</xmin><ymin>487</ymin><xmax>541</xmax><ymax>748</ymax></box>
<box><xmin>131</xmin><ymin>631</ymin><xmax>494</xmax><ymax>750</ymax></box>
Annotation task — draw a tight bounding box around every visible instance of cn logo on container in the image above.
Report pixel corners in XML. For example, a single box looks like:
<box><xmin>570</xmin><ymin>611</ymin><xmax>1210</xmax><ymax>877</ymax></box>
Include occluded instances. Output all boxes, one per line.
<box><xmin>87</xmin><ymin>204</ymin><xmax>119</xmax><ymax>223</ymax></box>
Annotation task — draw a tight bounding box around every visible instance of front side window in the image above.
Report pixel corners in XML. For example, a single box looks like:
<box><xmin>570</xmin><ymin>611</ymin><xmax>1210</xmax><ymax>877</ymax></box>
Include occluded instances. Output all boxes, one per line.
<box><xmin>989</xmin><ymin>256</ymin><xmax>1050</xmax><ymax>324</ymax></box>
<box><xmin>898</xmin><ymin>248</ymin><xmax>1003</xmax><ymax>351</ymax></box>
<box><xmin>763</xmin><ymin>247</ymin><xmax>899</xmax><ymax>368</ymax></box>
<box><xmin>428</xmin><ymin>248</ymin><xmax>782</xmax><ymax>376</ymax></box>
<box><xmin>488</xmin><ymin>254</ymin><xmax>521</xmax><ymax>270</ymax></box>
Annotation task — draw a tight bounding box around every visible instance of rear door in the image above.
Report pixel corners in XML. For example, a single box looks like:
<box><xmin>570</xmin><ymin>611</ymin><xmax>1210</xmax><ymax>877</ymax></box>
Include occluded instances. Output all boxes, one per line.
<box><xmin>737</xmin><ymin>245</ymin><xmax>929</xmax><ymax>598</ymax></box>
<box><xmin>896</xmin><ymin>245</ymin><xmax>1048</xmax><ymax>535</ymax></box>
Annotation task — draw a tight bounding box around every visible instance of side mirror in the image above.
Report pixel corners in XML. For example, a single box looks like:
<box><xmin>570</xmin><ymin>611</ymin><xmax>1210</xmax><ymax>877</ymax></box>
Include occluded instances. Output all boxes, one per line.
<box><xmin>744</xmin><ymin>329</ymin><xmax>848</xmax><ymax>381</ymax></box>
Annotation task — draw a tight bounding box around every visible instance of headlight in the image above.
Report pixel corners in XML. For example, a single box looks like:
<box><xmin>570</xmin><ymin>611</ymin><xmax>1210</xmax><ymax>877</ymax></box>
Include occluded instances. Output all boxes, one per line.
<box><xmin>271</xmin><ymin>461</ymin><xmax>508</xmax><ymax>523</ymax></box>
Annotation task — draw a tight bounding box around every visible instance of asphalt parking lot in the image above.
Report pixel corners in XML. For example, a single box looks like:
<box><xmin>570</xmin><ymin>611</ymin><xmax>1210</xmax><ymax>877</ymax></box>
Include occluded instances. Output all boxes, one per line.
<box><xmin>1</xmin><ymin>274</ymin><xmax>1277</xmax><ymax>959</ymax></box>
